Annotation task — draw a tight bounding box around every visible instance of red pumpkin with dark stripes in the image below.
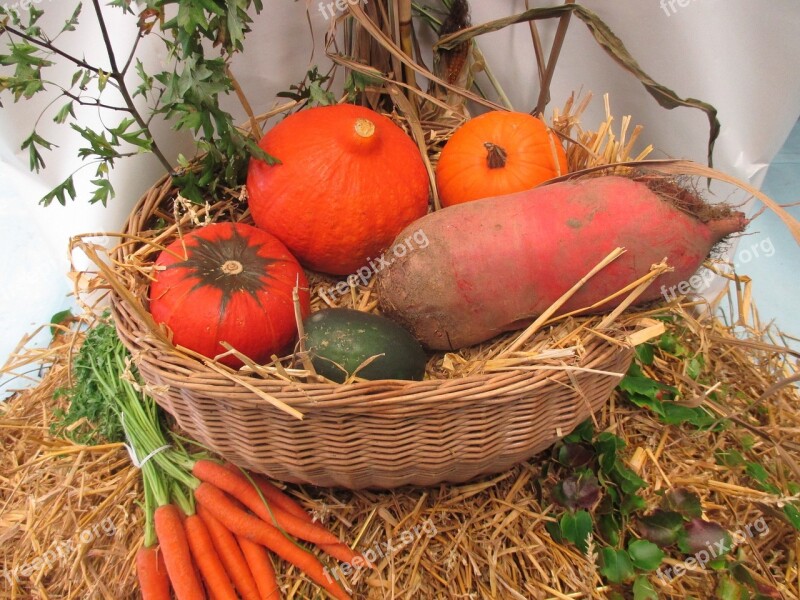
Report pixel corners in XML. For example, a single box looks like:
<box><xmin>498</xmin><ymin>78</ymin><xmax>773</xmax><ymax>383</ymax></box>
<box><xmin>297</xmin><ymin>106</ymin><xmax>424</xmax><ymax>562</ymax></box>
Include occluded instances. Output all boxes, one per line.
<box><xmin>148</xmin><ymin>222</ymin><xmax>309</xmax><ymax>367</ymax></box>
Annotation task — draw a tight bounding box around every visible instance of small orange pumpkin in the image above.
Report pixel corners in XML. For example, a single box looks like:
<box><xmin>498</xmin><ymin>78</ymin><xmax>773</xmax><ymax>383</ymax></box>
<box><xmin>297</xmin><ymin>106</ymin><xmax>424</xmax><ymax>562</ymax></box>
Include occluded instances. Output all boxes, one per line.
<box><xmin>247</xmin><ymin>104</ymin><xmax>430</xmax><ymax>275</ymax></box>
<box><xmin>435</xmin><ymin>111</ymin><xmax>568</xmax><ymax>207</ymax></box>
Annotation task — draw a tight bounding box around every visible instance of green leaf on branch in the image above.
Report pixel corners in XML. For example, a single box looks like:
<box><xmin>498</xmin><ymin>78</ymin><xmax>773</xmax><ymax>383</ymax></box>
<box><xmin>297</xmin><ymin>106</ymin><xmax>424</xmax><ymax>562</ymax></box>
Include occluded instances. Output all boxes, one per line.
<box><xmin>61</xmin><ymin>3</ymin><xmax>83</xmax><ymax>33</ymax></box>
<box><xmin>40</xmin><ymin>175</ymin><xmax>77</xmax><ymax>207</ymax></box>
<box><xmin>21</xmin><ymin>130</ymin><xmax>55</xmax><ymax>172</ymax></box>
<box><xmin>54</xmin><ymin>101</ymin><xmax>76</xmax><ymax>124</ymax></box>
<box><xmin>90</xmin><ymin>178</ymin><xmax>115</xmax><ymax>205</ymax></box>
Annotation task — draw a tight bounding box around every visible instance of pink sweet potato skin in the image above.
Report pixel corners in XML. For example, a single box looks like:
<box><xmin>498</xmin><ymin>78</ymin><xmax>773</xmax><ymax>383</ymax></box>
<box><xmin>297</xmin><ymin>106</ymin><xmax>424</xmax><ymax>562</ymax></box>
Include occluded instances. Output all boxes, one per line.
<box><xmin>376</xmin><ymin>176</ymin><xmax>747</xmax><ymax>350</ymax></box>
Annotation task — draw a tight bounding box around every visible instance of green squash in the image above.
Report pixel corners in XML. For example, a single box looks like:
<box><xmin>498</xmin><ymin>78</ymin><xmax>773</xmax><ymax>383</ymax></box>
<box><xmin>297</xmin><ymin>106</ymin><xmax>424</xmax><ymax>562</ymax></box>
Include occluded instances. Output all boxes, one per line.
<box><xmin>303</xmin><ymin>308</ymin><xmax>427</xmax><ymax>383</ymax></box>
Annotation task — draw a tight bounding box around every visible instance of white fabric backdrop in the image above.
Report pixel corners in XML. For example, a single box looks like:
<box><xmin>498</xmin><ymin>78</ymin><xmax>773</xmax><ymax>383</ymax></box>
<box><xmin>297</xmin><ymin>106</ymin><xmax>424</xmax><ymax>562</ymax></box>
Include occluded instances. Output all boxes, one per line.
<box><xmin>2</xmin><ymin>0</ymin><xmax>799</xmax><ymax>395</ymax></box>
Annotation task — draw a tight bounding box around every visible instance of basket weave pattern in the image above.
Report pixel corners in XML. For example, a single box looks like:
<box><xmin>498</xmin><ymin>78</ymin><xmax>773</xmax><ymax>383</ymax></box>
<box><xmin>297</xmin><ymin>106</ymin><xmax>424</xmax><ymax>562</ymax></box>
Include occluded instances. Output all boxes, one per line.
<box><xmin>108</xmin><ymin>174</ymin><xmax>634</xmax><ymax>489</ymax></box>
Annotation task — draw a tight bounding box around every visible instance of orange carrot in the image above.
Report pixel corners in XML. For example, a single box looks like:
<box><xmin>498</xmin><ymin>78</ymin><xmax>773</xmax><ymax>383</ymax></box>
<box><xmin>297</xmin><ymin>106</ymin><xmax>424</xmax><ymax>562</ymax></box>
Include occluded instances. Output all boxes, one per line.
<box><xmin>195</xmin><ymin>482</ymin><xmax>351</xmax><ymax>600</ymax></box>
<box><xmin>136</xmin><ymin>546</ymin><xmax>171</xmax><ymax>600</ymax></box>
<box><xmin>197</xmin><ymin>503</ymin><xmax>262</xmax><ymax>600</ymax></box>
<box><xmin>193</xmin><ymin>461</ymin><xmax>342</xmax><ymax>548</ymax></box>
<box><xmin>185</xmin><ymin>514</ymin><xmax>238</xmax><ymax>600</ymax></box>
<box><xmin>238</xmin><ymin>535</ymin><xmax>282</xmax><ymax>600</ymax></box>
<box><xmin>245</xmin><ymin>474</ymin><xmax>372</xmax><ymax>569</ymax></box>
<box><xmin>223</xmin><ymin>464</ymin><xmax>311</xmax><ymax>523</ymax></box>
<box><xmin>154</xmin><ymin>504</ymin><xmax>206</xmax><ymax>600</ymax></box>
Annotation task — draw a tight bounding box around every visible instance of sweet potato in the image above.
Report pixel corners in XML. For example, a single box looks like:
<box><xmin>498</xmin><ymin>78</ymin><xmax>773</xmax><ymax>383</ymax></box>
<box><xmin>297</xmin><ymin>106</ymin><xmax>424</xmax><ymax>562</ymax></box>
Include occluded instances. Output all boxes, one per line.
<box><xmin>375</xmin><ymin>175</ymin><xmax>748</xmax><ymax>350</ymax></box>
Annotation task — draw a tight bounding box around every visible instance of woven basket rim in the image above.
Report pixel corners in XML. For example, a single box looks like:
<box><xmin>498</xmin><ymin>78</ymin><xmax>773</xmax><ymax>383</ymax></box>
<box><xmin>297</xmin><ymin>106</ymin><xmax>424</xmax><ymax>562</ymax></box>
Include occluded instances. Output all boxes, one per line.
<box><xmin>112</xmin><ymin>287</ymin><xmax>634</xmax><ymax>410</ymax></box>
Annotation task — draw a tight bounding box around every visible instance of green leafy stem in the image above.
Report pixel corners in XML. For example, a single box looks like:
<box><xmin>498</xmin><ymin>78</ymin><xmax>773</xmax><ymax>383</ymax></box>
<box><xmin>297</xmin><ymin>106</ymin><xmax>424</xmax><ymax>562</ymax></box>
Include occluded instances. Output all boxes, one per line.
<box><xmin>0</xmin><ymin>0</ymin><xmax>272</xmax><ymax>206</ymax></box>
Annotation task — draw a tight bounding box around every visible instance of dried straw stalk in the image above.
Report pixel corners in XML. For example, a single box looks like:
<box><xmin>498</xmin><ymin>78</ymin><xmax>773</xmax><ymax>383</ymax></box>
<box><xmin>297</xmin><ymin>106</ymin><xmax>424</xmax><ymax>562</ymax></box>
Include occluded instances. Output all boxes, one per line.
<box><xmin>2</xmin><ymin>279</ymin><xmax>799</xmax><ymax>598</ymax></box>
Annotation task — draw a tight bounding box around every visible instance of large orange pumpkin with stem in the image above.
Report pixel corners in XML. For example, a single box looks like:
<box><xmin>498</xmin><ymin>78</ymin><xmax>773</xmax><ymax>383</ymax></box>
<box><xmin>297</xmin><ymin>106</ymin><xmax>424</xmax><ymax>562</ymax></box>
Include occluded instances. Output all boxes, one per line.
<box><xmin>247</xmin><ymin>104</ymin><xmax>430</xmax><ymax>275</ymax></box>
<box><xmin>435</xmin><ymin>111</ymin><xmax>568</xmax><ymax>207</ymax></box>
<box><xmin>149</xmin><ymin>222</ymin><xmax>309</xmax><ymax>368</ymax></box>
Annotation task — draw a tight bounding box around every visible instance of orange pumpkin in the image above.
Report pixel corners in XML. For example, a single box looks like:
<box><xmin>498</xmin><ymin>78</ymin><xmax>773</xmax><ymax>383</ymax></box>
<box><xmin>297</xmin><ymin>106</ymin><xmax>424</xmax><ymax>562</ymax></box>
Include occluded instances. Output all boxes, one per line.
<box><xmin>148</xmin><ymin>222</ymin><xmax>309</xmax><ymax>368</ymax></box>
<box><xmin>246</xmin><ymin>104</ymin><xmax>430</xmax><ymax>275</ymax></box>
<box><xmin>435</xmin><ymin>111</ymin><xmax>568</xmax><ymax>207</ymax></box>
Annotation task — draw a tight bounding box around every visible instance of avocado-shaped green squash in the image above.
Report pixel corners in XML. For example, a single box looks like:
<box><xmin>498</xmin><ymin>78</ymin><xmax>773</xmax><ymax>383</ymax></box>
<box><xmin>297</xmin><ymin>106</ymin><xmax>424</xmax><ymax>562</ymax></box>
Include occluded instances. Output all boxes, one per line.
<box><xmin>303</xmin><ymin>308</ymin><xmax>427</xmax><ymax>383</ymax></box>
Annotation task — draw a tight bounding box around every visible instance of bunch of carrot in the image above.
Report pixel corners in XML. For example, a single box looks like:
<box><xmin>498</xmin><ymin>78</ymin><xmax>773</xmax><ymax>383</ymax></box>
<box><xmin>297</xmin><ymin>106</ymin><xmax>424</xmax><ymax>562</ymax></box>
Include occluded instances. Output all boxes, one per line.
<box><xmin>136</xmin><ymin>456</ymin><xmax>361</xmax><ymax>600</ymax></box>
<box><xmin>111</xmin><ymin>346</ymin><xmax>362</xmax><ymax>600</ymax></box>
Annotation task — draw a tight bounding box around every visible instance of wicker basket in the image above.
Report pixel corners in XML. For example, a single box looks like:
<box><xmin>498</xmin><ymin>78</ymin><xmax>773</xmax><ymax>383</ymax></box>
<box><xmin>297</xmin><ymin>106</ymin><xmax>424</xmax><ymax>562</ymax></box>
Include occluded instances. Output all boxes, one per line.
<box><xmin>97</xmin><ymin>170</ymin><xmax>638</xmax><ymax>490</ymax></box>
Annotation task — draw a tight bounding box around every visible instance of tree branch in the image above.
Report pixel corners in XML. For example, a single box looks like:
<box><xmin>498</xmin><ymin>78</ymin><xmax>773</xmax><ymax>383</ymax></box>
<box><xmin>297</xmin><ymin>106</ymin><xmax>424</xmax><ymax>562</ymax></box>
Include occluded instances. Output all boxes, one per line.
<box><xmin>121</xmin><ymin>30</ymin><xmax>143</xmax><ymax>78</ymax></box>
<box><xmin>0</xmin><ymin>23</ymin><xmax>102</xmax><ymax>75</ymax></box>
<box><xmin>61</xmin><ymin>90</ymin><xmax>130</xmax><ymax>112</ymax></box>
<box><xmin>91</xmin><ymin>0</ymin><xmax>172</xmax><ymax>173</ymax></box>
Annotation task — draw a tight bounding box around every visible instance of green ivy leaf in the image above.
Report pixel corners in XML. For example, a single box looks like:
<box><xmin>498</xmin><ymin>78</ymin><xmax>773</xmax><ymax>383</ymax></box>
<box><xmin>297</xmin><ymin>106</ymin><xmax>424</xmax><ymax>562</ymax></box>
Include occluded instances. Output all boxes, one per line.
<box><xmin>663</xmin><ymin>488</ymin><xmax>703</xmax><ymax>519</ymax></box>
<box><xmin>628</xmin><ymin>539</ymin><xmax>665</xmax><ymax>571</ymax></box>
<box><xmin>678</xmin><ymin>518</ymin><xmax>732</xmax><ymax>557</ymax></box>
<box><xmin>559</xmin><ymin>510</ymin><xmax>594</xmax><ymax>555</ymax></box>
<box><xmin>49</xmin><ymin>309</ymin><xmax>73</xmax><ymax>338</ymax></box>
<box><xmin>564</xmin><ymin>419</ymin><xmax>595</xmax><ymax>443</ymax></box>
<box><xmin>659</xmin><ymin>332</ymin><xmax>689</xmax><ymax>357</ymax></box>
<box><xmin>611</xmin><ymin>462</ymin><xmax>647</xmax><ymax>495</ymax></box>
<box><xmin>638</xmin><ymin>510</ymin><xmax>684</xmax><ymax>547</ymax></box>
<box><xmin>686</xmin><ymin>354</ymin><xmax>704</xmax><ymax>379</ymax></box>
<box><xmin>632</xmin><ymin>575</ymin><xmax>659</xmax><ymax>600</ymax></box>
<box><xmin>715</xmin><ymin>449</ymin><xmax>745</xmax><ymax>468</ymax></box>
<box><xmin>716</xmin><ymin>575</ymin><xmax>748</xmax><ymax>600</ymax></box>
<box><xmin>635</xmin><ymin>343</ymin><xmax>655</xmax><ymax>365</ymax></box>
<box><xmin>556</xmin><ymin>442</ymin><xmax>596</xmax><ymax>469</ymax></box>
<box><xmin>621</xmin><ymin>493</ymin><xmax>647</xmax><ymax>516</ymax></box>
<box><xmin>783</xmin><ymin>503</ymin><xmax>800</xmax><ymax>531</ymax></box>
<box><xmin>551</xmin><ymin>473</ymin><xmax>602</xmax><ymax>510</ymax></box>
<box><xmin>598</xmin><ymin>547</ymin><xmax>635</xmax><ymax>584</ymax></box>
<box><xmin>545</xmin><ymin>515</ymin><xmax>563</xmax><ymax>544</ymax></box>
<box><xmin>598</xmin><ymin>512</ymin><xmax>621</xmax><ymax>546</ymax></box>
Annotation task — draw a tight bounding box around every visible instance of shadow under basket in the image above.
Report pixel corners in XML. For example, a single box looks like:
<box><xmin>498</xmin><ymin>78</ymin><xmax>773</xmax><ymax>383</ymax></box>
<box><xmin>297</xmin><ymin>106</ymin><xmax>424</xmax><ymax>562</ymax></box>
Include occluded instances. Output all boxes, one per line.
<box><xmin>105</xmin><ymin>173</ymin><xmax>636</xmax><ymax>490</ymax></box>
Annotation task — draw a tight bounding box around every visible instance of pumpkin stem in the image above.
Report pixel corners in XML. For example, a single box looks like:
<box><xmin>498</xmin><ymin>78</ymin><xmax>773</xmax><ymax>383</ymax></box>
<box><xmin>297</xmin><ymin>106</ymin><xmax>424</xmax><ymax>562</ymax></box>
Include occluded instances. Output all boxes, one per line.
<box><xmin>221</xmin><ymin>260</ymin><xmax>244</xmax><ymax>276</ymax></box>
<box><xmin>354</xmin><ymin>118</ymin><xmax>376</xmax><ymax>139</ymax></box>
<box><xmin>484</xmin><ymin>142</ymin><xmax>507</xmax><ymax>169</ymax></box>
